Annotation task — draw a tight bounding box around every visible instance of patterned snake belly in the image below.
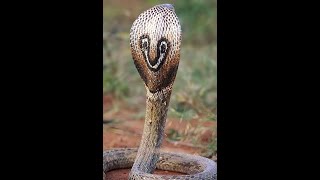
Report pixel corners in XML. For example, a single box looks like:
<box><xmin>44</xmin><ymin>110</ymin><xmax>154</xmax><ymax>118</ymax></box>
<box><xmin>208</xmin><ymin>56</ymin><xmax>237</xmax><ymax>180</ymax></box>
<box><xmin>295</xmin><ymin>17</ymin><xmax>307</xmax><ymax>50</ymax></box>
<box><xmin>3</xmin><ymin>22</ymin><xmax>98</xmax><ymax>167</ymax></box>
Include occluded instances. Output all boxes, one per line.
<box><xmin>103</xmin><ymin>4</ymin><xmax>217</xmax><ymax>180</ymax></box>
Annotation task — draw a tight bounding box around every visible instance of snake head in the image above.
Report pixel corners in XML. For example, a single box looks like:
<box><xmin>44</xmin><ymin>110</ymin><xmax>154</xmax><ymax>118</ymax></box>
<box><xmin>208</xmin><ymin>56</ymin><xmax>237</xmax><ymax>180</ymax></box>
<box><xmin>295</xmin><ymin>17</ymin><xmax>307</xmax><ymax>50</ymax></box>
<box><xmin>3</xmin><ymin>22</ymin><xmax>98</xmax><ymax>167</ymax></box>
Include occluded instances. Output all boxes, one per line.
<box><xmin>130</xmin><ymin>4</ymin><xmax>182</xmax><ymax>93</ymax></box>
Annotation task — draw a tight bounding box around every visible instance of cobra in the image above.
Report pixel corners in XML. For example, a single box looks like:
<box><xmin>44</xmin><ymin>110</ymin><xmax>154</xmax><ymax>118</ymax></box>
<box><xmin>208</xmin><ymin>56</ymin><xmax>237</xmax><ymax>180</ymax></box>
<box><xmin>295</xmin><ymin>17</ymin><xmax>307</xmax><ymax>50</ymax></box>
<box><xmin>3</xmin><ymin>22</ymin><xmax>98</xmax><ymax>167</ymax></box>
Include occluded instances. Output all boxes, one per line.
<box><xmin>103</xmin><ymin>4</ymin><xmax>217</xmax><ymax>180</ymax></box>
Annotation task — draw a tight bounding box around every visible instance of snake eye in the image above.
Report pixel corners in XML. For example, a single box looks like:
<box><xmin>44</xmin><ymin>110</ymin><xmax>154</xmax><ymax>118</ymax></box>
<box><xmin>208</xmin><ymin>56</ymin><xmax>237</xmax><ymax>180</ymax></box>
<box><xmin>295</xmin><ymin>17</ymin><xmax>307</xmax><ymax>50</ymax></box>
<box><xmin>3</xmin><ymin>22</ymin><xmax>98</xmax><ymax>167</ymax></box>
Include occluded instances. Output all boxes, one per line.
<box><xmin>159</xmin><ymin>41</ymin><xmax>167</xmax><ymax>54</ymax></box>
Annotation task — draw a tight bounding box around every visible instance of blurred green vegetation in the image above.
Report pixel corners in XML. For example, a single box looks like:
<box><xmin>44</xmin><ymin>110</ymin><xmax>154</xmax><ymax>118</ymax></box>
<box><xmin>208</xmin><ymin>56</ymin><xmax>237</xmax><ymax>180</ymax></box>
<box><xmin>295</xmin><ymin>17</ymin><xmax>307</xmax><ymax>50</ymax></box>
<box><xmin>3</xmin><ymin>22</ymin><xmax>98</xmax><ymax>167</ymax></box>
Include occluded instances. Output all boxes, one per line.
<box><xmin>175</xmin><ymin>0</ymin><xmax>217</xmax><ymax>45</ymax></box>
<box><xmin>103</xmin><ymin>0</ymin><xmax>217</xmax><ymax>153</ymax></box>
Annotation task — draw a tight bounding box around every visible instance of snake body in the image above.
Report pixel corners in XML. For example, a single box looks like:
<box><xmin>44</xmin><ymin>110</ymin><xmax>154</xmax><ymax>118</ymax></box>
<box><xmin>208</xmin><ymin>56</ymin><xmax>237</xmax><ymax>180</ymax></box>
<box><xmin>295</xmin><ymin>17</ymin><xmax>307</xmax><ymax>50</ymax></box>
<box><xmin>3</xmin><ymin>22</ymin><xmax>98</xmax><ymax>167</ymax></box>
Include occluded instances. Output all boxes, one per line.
<box><xmin>103</xmin><ymin>4</ymin><xmax>217</xmax><ymax>180</ymax></box>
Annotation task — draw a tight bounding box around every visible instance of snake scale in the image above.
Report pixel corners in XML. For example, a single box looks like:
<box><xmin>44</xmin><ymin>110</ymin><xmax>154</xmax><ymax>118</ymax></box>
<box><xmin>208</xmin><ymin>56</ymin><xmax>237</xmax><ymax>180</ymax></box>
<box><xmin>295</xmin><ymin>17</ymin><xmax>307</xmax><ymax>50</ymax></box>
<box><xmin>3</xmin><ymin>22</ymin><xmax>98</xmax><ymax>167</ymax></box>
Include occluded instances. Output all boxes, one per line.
<box><xmin>103</xmin><ymin>4</ymin><xmax>217</xmax><ymax>180</ymax></box>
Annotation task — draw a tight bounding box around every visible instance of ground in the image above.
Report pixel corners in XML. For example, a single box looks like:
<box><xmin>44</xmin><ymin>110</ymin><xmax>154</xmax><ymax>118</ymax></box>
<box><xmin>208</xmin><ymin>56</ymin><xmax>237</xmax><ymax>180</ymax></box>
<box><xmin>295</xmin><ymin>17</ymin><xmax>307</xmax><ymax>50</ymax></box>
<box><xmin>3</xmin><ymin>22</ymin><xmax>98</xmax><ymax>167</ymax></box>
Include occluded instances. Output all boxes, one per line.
<box><xmin>103</xmin><ymin>95</ymin><xmax>216</xmax><ymax>179</ymax></box>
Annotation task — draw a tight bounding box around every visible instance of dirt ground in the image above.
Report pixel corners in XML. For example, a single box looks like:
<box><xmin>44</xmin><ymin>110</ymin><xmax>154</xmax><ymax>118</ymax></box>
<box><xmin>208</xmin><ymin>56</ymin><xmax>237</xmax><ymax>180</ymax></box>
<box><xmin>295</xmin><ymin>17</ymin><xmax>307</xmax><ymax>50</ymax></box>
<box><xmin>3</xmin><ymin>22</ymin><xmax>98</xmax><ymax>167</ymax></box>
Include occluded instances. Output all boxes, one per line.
<box><xmin>103</xmin><ymin>95</ymin><xmax>216</xmax><ymax>179</ymax></box>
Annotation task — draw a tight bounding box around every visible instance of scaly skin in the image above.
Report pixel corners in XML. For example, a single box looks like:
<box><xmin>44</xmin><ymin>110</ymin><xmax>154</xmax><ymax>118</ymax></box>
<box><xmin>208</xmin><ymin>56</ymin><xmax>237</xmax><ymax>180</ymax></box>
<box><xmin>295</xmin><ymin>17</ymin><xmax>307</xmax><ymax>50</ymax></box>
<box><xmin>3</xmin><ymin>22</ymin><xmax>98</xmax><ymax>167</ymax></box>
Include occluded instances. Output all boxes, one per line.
<box><xmin>103</xmin><ymin>4</ymin><xmax>217</xmax><ymax>180</ymax></box>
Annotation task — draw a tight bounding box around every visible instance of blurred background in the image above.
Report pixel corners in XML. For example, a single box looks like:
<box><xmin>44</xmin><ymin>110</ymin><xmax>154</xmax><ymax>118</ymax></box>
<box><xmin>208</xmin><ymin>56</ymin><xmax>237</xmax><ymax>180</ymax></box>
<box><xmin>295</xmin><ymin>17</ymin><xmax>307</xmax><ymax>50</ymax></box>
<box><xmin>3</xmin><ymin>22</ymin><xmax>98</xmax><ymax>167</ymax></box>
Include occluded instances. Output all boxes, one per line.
<box><xmin>103</xmin><ymin>0</ymin><xmax>217</xmax><ymax>159</ymax></box>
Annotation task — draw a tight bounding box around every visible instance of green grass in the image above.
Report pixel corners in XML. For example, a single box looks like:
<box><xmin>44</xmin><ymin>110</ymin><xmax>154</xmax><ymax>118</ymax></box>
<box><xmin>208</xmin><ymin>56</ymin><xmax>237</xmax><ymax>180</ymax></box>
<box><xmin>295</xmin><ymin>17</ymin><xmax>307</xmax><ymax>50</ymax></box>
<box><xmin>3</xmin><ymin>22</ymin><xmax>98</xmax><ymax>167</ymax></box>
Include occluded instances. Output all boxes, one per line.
<box><xmin>103</xmin><ymin>43</ymin><xmax>217</xmax><ymax>118</ymax></box>
<box><xmin>169</xmin><ymin>44</ymin><xmax>217</xmax><ymax>119</ymax></box>
<box><xmin>175</xmin><ymin>0</ymin><xmax>217</xmax><ymax>45</ymax></box>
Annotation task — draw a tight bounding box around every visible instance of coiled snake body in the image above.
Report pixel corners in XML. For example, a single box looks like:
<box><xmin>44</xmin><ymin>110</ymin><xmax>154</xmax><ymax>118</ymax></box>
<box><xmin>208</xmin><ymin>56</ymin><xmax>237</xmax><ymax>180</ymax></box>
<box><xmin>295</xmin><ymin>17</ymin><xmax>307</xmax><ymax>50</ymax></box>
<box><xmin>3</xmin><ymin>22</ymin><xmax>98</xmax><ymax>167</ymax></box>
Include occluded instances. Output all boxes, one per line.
<box><xmin>103</xmin><ymin>4</ymin><xmax>217</xmax><ymax>180</ymax></box>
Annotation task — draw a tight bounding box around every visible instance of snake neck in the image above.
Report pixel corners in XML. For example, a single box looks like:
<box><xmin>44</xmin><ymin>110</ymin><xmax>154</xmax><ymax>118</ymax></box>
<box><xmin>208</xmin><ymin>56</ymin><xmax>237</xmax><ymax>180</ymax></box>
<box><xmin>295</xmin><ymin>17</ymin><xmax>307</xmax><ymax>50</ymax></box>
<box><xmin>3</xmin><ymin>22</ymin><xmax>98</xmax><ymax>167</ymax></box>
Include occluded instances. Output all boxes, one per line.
<box><xmin>130</xmin><ymin>86</ymin><xmax>172</xmax><ymax>174</ymax></box>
